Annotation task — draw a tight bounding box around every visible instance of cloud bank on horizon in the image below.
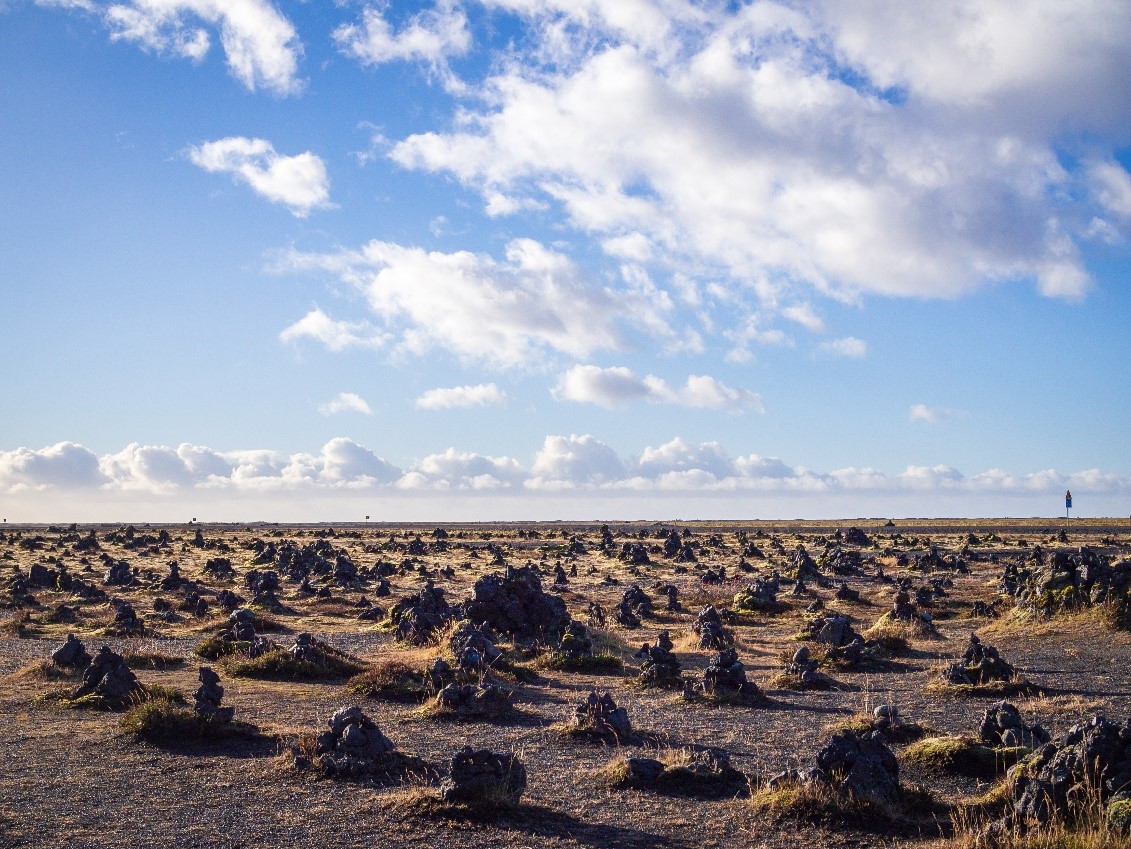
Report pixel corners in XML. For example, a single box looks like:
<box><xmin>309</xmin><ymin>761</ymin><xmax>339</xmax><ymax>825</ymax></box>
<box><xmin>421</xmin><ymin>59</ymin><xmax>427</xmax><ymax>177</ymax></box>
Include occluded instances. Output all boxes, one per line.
<box><xmin>4</xmin><ymin>0</ymin><xmax>1130</xmax><ymax>519</ymax></box>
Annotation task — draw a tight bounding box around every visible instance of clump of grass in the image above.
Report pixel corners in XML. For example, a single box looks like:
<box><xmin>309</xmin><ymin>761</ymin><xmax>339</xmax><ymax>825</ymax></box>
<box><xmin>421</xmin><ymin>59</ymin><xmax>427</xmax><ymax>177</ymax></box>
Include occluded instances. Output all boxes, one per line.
<box><xmin>1</xmin><ymin>612</ymin><xmax>40</xmax><ymax>638</ymax></box>
<box><xmin>120</xmin><ymin>697</ymin><xmax>259</xmax><ymax>743</ymax></box>
<box><xmin>347</xmin><ymin>660</ymin><xmax>430</xmax><ymax>703</ymax></box>
<box><xmin>533</xmin><ymin>652</ymin><xmax>624</xmax><ymax>674</ymax></box>
<box><xmin>597</xmin><ymin>748</ymin><xmax>746</xmax><ymax>796</ymax></box>
<box><xmin>124</xmin><ymin>651</ymin><xmax>185</xmax><ymax>670</ymax></box>
<box><xmin>6</xmin><ymin>659</ymin><xmax>82</xmax><ymax>682</ymax></box>
<box><xmin>223</xmin><ymin>646</ymin><xmax>364</xmax><ymax>681</ymax></box>
<box><xmin>193</xmin><ymin>633</ymin><xmax>249</xmax><ymax>660</ymax></box>
<box><xmin>949</xmin><ymin>779</ymin><xmax>1131</xmax><ymax>848</ymax></box>
<box><xmin>765</xmin><ymin>670</ymin><xmax>833</xmax><ymax>691</ymax></box>
<box><xmin>926</xmin><ymin>674</ymin><xmax>1044</xmax><ymax>699</ymax></box>
<box><xmin>825</xmin><ymin>712</ymin><xmax>932</xmax><ymax>745</ymax></box>
<box><xmin>120</xmin><ymin>698</ymin><xmax>212</xmax><ymax>740</ymax></box>
<box><xmin>748</xmin><ymin>777</ymin><xmax>938</xmax><ymax>827</ymax></box>
<box><xmin>54</xmin><ymin>683</ymin><xmax>186</xmax><ymax>712</ymax></box>
<box><xmin>900</xmin><ymin>735</ymin><xmax>1026</xmax><ymax>778</ymax></box>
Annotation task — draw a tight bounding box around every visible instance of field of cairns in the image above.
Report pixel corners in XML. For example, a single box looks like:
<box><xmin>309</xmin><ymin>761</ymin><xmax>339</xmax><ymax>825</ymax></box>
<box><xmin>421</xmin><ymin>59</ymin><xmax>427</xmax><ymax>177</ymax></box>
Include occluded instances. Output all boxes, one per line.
<box><xmin>2</xmin><ymin>518</ymin><xmax>1130</xmax><ymax>849</ymax></box>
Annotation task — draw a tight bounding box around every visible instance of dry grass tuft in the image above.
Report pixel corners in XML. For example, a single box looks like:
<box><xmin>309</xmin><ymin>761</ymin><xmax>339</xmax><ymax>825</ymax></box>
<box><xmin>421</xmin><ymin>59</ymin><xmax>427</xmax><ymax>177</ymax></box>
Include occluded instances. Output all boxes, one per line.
<box><xmin>223</xmin><ymin>647</ymin><xmax>365</xmax><ymax>681</ymax></box>
<box><xmin>346</xmin><ymin>660</ymin><xmax>429</xmax><ymax>703</ymax></box>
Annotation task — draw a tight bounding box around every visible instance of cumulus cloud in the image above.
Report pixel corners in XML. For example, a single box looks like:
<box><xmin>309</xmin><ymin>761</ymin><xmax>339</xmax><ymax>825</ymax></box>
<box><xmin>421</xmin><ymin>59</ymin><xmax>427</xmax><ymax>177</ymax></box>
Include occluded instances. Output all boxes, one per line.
<box><xmin>415</xmin><ymin>383</ymin><xmax>507</xmax><ymax>410</ymax></box>
<box><xmin>334</xmin><ymin>0</ymin><xmax>470</xmax><ymax>68</ymax></box>
<box><xmin>319</xmin><ymin>392</ymin><xmax>373</xmax><ymax>416</ymax></box>
<box><xmin>385</xmin><ymin>0</ymin><xmax>1131</xmax><ymax>334</ymax></box>
<box><xmin>819</xmin><ymin>337</ymin><xmax>868</xmax><ymax>359</ymax></box>
<box><xmin>398</xmin><ymin>448</ymin><xmax>524</xmax><ymax>490</ymax></box>
<box><xmin>553</xmin><ymin>365</ymin><xmax>763</xmax><ymax>410</ymax></box>
<box><xmin>281</xmin><ymin>238</ymin><xmax>679</xmax><ymax>368</ymax></box>
<box><xmin>100</xmin><ymin>442</ymin><xmax>233</xmax><ymax>490</ymax></box>
<box><xmin>279</xmin><ymin>308</ymin><xmax>386</xmax><ymax>351</ymax></box>
<box><xmin>527</xmin><ymin>434</ymin><xmax>625</xmax><ymax>489</ymax></box>
<box><xmin>0</xmin><ymin>442</ymin><xmax>106</xmax><ymax>489</ymax></box>
<box><xmin>189</xmin><ymin>137</ymin><xmax>330</xmax><ymax>216</ymax></box>
<box><xmin>3</xmin><ymin>439</ymin><xmax>1130</xmax><ymax>512</ymax></box>
<box><xmin>42</xmin><ymin>0</ymin><xmax>304</xmax><ymax>94</ymax></box>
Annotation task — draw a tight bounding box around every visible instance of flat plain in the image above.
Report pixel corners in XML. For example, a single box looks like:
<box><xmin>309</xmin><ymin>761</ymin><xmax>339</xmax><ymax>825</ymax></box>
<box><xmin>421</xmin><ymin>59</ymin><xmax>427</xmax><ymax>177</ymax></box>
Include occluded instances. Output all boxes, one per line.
<box><xmin>2</xmin><ymin>518</ymin><xmax>1129</xmax><ymax>849</ymax></box>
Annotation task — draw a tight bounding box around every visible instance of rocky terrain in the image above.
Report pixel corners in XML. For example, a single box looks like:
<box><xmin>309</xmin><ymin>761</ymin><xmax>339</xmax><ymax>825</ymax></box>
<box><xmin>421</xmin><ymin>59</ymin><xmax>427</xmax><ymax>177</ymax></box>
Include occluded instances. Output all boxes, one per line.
<box><xmin>1</xmin><ymin>518</ymin><xmax>1130</xmax><ymax>849</ymax></box>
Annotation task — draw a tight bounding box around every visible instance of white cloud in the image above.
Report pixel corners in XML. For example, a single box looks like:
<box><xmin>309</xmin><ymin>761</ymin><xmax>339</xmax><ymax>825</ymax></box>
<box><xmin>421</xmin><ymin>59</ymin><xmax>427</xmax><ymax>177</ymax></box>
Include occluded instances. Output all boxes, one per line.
<box><xmin>319</xmin><ymin>392</ymin><xmax>373</xmax><ymax>416</ymax></box>
<box><xmin>782</xmin><ymin>303</ymin><xmax>826</xmax><ymax>333</ymax></box>
<box><xmin>553</xmin><ymin>364</ymin><xmax>762</xmax><ymax>410</ymax></box>
<box><xmin>1089</xmin><ymin>160</ymin><xmax>1131</xmax><ymax>218</ymax></box>
<box><xmin>386</xmin><ymin>0</ymin><xmax>1126</xmax><ymax>329</ymax></box>
<box><xmin>819</xmin><ymin>337</ymin><xmax>868</xmax><ymax>358</ymax></box>
<box><xmin>399</xmin><ymin>448</ymin><xmax>524</xmax><ymax>490</ymax></box>
<box><xmin>909</xmin><ymin>403</ymin><xmax>940</xmax><ymax>423</ymax></box>
<box><xmin>415</xmin><ymin>383</ymin><xmax>508</xmax><ymax>410</ymax></box>
<box><xmin>279</xmin><ymin>308</ymin><xmax>386</xmax><ymax>352</ymax></box>
<box><xmin>318</xmin><ymin>437</ymin><xmax>400</xmax><ymax>485</ymax></box>
<box><xmin>99</xmin><ymin>442</ymin><xmax>233</xmax><ymax>490</ymax></box>
<box><xmin>189</xmin><ymin>137</ymin><xmax>330</xmax><ymax>216</ymax></box>
<box><xmin>527</xmin><ymin>433</ymin><xmax>624</xmax><ymax>488</ymax></box>
<box><xmin>55</xmin><ymin>0</ymin><xmax>305</xmax><ymax>95</ymax></box>
<box><xmin>282</xmin><ymin>238</ymin><xmax>678</xmax><ymax>368</ymax></box>
<box><xmin>0</xmin><ymin>442</ymin><xmax>107</xmax><ymax>489</ymax></box>
<box><xmin>3</xmin><ymin>439</ymin><xmax>1131</xmax><ymax>520</ymax></box>
<box><xmin>634</xmin><ymin>437</ymin><xmax>733</xmax><ymax>479</ymax></box>
<box><xmin>334</xmin><ymin>1</ymin><xmax>470</xmax><ymax>67</ymax></box>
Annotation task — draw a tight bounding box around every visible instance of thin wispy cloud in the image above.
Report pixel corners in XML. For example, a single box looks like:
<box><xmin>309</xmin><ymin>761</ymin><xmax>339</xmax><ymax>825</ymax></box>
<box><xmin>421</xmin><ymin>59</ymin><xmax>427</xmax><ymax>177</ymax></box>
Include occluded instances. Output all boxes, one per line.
<box><xmin>319</xmin><ymin>392</ymin><xmax>373</xmax><ymax>416</ymax></box>
<box><xmin>415</xmin><ymin>383</ymin><xmax>508</xmax><ymax>410</ymax></box>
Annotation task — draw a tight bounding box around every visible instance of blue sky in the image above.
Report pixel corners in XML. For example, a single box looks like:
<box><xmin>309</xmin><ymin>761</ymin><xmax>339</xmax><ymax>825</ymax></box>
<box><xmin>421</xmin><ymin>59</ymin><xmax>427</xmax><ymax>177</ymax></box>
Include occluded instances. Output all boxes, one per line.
<box><xmin>1</xmin><ymin>0</ymin><xmax>1129</xmax><ymax>521</ymax></box>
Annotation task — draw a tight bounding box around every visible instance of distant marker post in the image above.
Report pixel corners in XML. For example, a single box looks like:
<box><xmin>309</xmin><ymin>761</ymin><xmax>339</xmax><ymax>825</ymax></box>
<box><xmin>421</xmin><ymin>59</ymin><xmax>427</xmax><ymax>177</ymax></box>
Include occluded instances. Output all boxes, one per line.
<box><xmin>1065</xmin><ymin>490</ymin><xmax>1072</xmax><ymax>532</ymax></box>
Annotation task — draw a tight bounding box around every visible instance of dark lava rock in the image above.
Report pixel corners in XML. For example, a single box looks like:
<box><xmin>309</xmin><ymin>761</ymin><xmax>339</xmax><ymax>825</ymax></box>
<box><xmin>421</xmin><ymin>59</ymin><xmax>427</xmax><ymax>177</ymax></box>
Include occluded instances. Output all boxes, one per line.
<box><xmin>434</xmin><ymin>682</ymin><xmax>514</xmax><ymax>718</ymax></box>
<box><xmin>440</xmin><ymin>747</ymin><xmax>526</xmax><ymax>806</ymax></box>
<box><xmin>461</xmin><ymin>565</ymin><xmax>569</xmax><ymax>641</ymax></box>
<box><xmin>51</xmin><ymin>633</ymin><xmax>91</xmax><ymax>669</ymax></box>
<box><xmin>194</xmin><ymin>666</ymin><xmax>234</xmax><ymax>725</ymax></box>
<box><xmin>995</xmin><ymin>714</ymin><xmax>1131</xmax><ymax>831</ymax></box>
<box><xmin>572</xmin><ymin>691</ymin><xmax>632</xmax><ymax>740</ymax></box>
<box><xmin>979</xmin><ymin>701</ymin><xmax>1050</xmax><ymax>749</ymax></box>
<box><xmin>389</xmin><ymin>581</ymin><xmax>454</xmax><ymax>644</ymax></box>
<box><xmin>692</xmin><ymin>605</ymin><xmax>734</xmax><ymax>649</ymax></box>
<box><xmin>815</xmin><ymin>730</ymin><xmax>901</xmax><ymax>809</ymax></box>
<box><xmin>72</xmin><ymin>646</ymin><xmax>142</xmax><ymax>704</ymax></box>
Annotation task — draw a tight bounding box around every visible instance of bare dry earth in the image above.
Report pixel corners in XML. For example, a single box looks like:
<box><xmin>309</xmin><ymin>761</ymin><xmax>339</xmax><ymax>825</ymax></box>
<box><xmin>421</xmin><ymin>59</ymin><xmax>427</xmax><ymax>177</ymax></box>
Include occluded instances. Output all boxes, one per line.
<box><xmin>1</xmin><ymin>520</ymin><xmax>1129</xmax><ymax>849</ymax></box>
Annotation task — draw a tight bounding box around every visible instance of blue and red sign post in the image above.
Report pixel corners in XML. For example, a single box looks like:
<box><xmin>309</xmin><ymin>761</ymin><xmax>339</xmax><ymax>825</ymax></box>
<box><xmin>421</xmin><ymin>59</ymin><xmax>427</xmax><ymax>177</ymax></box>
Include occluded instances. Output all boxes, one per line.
<box><xmin>1065</xmin><ymin>490</ymin><xmax>1072</xmax><ymax>531</ymax></box>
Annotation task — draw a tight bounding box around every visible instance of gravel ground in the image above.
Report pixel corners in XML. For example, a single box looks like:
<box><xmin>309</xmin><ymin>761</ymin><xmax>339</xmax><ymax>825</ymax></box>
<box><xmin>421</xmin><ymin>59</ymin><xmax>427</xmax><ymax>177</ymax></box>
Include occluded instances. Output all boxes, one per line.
<box><xmin>1</xmin><ymin>521</ymin><xmax>1129</xmax><ymax>849</ymax></box>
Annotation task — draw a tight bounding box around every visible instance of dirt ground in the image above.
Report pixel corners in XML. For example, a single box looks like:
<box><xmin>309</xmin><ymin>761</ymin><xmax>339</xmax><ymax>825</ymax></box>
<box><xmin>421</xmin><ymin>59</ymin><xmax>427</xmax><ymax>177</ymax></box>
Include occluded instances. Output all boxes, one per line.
<box><xmin>1</xmin><ymin>519</ymin><xmax>1129</xmax><ymax>849</ymax></box>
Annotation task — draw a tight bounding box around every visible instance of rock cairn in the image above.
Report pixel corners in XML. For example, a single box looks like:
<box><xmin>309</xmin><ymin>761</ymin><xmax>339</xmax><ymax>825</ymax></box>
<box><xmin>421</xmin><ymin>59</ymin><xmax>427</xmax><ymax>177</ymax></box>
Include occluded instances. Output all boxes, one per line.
<box><xmin>51</xmin><ymin>633</ymin><xmax>91</xmax><ymax>669</ymax></box>
<box><xmin>572</xmin><ymin>691</ymin><xmax>632</xmax><ymax>741</ymax></box>
<box><xmin>193</xmin><ymin>666</ymin><xmax>234</xmax><ymax>725</ymax></box>
<box><xmin>635</xmin><ymin>631</ymin><xmax>681</xmax><ymax>687</ymax></box>
<box><xmin>979</xmin><ymin>701</ymin><xmax>1049</xmax><ymax>748</ymax></box>
<box><xmin>692</xmin><ymin>605</ymin><xmax>734</xmax><ymax>649</ymax></box>
<box><xmin>72</xmin><ymin>645</ymin><xmax>142</xmax><ymax>705</ymax></box>
<box><xmin>696</xmin><ymin>647</ymin><xmax>761</xmax><ymax>703</ymax></box>
<box><xmin>389</xmin><ymin>581</ymin><xmax>453</xmax><ymax>644</ymax></box>
<box><xmin>461</xmin><ymin>565</ymin><xmax>569</xmax><ymax>641</ymax></box>
<box><xmin>299</xmin><ymin>706</ymin><xmax>400</xmax><ymax>777</ymax></box>
<box><xmin>440</xmin><ymin>747</ymin><xmax>527</xmax><ymax>806</ymax></box>
<box><xmin>941</xmin><ymin>634</ymin><xmax>1015</xmax><ymax>685</ymax></box>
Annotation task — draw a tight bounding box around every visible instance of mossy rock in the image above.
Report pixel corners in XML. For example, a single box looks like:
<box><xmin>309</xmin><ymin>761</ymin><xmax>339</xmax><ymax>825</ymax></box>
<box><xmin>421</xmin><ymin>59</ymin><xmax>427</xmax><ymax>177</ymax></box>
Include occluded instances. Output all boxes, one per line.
<box><xmin>1109</xmin><ymin>798</ymin><xmax>1131</xmax><ymax>833</ymax></box>
<box><xmin>899</xmin><ymin>736</ymin><xmax>1026</xmax><ymax>777</ymax></box>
